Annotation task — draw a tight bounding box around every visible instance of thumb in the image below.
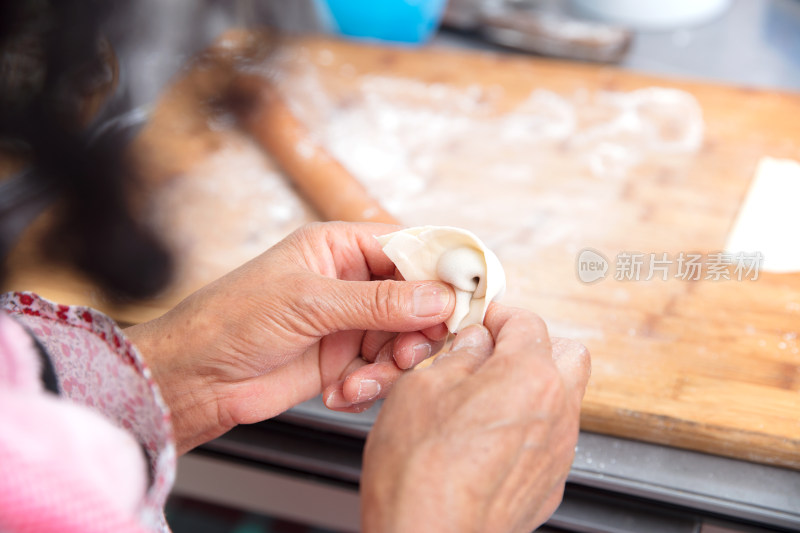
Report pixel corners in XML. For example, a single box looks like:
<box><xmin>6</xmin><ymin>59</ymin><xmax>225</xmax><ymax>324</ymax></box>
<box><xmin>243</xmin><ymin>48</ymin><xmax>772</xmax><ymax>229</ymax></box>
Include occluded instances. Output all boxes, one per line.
<box><xmin>429</xmin><ymin>324</ymin><xmax>494</xmax><ymax>375</ymax></box>
<box><xmin>551</xmin><ymin>337</ymin><xmax>591</xmax><ymax>399</ymax></box>
<box><xmin>309</xmin><ymin>278</ymin><xmax>455</xmax><ymax>334</ymax></box>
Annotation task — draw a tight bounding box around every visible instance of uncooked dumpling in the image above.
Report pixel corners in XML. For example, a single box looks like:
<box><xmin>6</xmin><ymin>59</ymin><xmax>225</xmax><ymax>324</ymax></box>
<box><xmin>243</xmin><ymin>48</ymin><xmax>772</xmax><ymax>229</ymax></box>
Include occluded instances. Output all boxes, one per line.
<box><xmin>377</xmin><ymin>226</ymin><xmax>506</xmax><ymax>332</ymax></box>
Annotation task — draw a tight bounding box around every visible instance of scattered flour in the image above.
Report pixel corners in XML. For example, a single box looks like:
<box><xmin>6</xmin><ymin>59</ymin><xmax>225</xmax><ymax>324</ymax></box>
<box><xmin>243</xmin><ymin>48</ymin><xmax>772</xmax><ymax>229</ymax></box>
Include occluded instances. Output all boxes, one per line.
<box><xmin>147</xmin><ymin>134</ymin><xmax>315</xmax><ymax>290</ymax></box>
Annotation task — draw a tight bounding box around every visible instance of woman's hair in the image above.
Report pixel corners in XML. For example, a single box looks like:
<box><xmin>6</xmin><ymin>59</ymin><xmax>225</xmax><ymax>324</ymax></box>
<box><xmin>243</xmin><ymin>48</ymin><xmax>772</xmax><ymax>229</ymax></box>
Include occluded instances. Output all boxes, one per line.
<box><xmin>0</xmin><ymin>0</ymin><xmax>172</xmax><ymax>300</ymax></box>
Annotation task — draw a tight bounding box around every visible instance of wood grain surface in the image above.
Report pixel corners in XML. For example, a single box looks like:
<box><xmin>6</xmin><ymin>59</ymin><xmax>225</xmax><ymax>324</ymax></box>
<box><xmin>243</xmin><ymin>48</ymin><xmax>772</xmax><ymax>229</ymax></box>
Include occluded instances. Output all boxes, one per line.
<box><xmin>4</xmin><ymin>33</ymin><xmax>799</xmax><ymax>469</ymax></box>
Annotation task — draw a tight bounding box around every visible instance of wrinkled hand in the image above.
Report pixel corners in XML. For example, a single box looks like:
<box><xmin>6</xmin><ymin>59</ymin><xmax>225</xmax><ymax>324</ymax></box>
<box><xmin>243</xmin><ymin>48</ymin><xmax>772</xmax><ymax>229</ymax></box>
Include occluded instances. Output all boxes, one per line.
<box><xmin>127</xmin><ymin>222</ymin><xmax>456</xmax><ymax>454</ymax></box>
<box><xmin>361</xmin><ymin>305</ymin><xmax>590</xmax><ymax>533</ymax></box>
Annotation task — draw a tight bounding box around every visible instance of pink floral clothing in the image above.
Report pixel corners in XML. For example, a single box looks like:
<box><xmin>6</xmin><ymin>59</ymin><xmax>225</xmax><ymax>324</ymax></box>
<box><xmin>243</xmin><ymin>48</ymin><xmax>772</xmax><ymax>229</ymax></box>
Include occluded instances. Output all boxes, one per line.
<box><xmin>0</xmin><ymin>292</ymin><xmax>175</xmax><ymax>533</ymax></box>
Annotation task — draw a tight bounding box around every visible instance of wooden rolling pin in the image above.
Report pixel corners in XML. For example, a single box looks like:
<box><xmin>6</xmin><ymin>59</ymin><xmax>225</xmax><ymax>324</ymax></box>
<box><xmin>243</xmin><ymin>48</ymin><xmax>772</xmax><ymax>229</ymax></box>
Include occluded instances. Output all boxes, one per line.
<box><xmin>232</xmin><ymin>74</ymin><xmax>399</xmax><ymax>225</ymax></box>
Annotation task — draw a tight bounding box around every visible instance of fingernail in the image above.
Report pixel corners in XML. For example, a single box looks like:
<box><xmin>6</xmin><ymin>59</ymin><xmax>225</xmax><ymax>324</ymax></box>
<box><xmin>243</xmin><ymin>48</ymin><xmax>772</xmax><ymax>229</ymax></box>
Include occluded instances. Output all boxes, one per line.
<box><xmin>355</xmin><ymin>379</ymin><xmax>381</xmax><ymax>402</ymax></box>
<box><xmin>451</xmin><ymin>325</ymin><xmax>491</xmax><ymax>351</ymax></box>
<box><xmin>413</xmin><ymin>283</ymin><xmax>450</xmax><ymax>317</ymax></box>
<box><xmin>325</xmin><ymin>389</ymin><xmax>351</xmax><ymax>409</ymax></box>
<box><xmin>411</xmin><ymin>343</ymin><xmax>432</xmax><ymax>367</ymax></box>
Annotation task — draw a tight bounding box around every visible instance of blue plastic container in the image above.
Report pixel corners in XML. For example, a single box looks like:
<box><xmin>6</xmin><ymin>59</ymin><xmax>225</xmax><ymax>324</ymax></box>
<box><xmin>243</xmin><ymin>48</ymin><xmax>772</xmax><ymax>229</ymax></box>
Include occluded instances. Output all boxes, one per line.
<box><xmin>316</xmin><ymin>0</ymin><xmax>448</xmax><ymax>45</ymax></box>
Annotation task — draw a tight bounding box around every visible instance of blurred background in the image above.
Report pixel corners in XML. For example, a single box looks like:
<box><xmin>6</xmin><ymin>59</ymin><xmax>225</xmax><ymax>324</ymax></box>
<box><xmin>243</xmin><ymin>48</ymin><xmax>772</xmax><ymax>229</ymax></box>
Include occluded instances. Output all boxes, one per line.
<box><xmin>90</xmin><ymin>0</ymin><xmax>800</xmax><ymax>118</ymax></box>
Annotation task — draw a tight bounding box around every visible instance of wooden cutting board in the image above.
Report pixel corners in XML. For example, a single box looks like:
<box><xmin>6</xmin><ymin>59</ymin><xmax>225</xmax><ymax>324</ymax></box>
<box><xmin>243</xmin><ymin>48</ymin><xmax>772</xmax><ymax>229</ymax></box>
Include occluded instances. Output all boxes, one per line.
<box><xmin>5</xmin><ymin>33</ymin><xmax>800</xmax><ymax>469</ymax></box>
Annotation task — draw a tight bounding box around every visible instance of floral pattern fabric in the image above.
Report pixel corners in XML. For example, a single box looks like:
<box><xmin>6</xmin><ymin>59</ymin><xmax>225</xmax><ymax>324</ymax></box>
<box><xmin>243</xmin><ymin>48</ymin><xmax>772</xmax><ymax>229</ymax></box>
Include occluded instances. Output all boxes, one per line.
<box><xmin>0</xmin><ymin>291</ymin><xmax>176</xmax><ymax>532</ymax></box>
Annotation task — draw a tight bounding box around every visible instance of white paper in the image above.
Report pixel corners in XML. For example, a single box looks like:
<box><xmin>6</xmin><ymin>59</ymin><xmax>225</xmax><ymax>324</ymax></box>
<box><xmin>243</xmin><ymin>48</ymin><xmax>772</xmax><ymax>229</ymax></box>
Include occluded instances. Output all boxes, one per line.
<box><xmin>725</xmin><ymin>157</ymin><xmax>800</xmax><ymax>273</ymax></box>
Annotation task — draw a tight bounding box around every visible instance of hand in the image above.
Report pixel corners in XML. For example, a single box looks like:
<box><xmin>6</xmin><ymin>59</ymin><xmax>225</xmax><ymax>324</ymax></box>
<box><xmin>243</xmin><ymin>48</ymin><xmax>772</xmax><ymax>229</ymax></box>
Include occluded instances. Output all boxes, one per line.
<box><xmin>361</xmin><ymin>305</ymin><xmax>591</xmax><ymax>533</ymax></box>
<box><xmin>126</xmin><ymin>222</ymin><xmax>455</xmax><ymax>454</ymax></box>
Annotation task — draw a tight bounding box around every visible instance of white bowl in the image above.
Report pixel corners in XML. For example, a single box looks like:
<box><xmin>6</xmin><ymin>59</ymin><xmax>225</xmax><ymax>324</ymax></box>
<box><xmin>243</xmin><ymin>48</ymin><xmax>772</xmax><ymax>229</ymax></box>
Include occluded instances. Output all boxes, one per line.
<box><xmin>570</xmin><ymin>0</ymin><xmax>733</xmax><ymax>31</ymax></box>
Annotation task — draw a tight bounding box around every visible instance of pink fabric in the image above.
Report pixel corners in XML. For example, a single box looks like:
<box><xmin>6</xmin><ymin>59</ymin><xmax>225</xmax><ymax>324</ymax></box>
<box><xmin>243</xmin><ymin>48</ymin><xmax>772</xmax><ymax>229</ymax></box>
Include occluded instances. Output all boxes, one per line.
<box><xmin>0</xmin><ymin>292</ymin><xmax>176</xmax><ymax>533</ymax></box>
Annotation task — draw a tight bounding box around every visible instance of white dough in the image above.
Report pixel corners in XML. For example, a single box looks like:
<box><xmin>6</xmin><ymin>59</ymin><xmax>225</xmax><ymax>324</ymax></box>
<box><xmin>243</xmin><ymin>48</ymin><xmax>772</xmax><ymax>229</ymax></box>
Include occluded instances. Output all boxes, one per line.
<box><xmin>376</xmin><ymin>226</ymin><xmax>506</xmax><ymax>332</ymax></box>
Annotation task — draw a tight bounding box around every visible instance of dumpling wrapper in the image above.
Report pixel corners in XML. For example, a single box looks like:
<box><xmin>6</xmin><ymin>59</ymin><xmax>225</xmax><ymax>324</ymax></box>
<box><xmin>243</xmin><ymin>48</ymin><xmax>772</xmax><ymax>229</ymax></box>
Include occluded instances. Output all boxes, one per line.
<box><xmin>376</xmin><ymin>226</ymin><xmax>506</xmax><ymax>333</ymax></box>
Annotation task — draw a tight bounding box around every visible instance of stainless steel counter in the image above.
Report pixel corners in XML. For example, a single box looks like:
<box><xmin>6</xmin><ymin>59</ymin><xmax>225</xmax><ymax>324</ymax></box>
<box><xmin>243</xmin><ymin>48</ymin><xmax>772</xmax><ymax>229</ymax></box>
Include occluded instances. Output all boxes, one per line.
<box><xmin>174</xmin><ymin>397</ymin><xmax>800</xmax><ymax>532</ymax></box>
<box><xmin>433</xmin><ymin>0</ymin><xmax>800</xmax><ymax>90</ymax></box>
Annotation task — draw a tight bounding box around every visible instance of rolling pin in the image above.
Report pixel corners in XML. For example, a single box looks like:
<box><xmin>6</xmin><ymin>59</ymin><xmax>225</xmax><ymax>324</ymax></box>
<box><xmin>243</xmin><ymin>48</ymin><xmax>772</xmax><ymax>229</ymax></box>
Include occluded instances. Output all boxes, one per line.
<box><xmin>232</xmin><ymin>74</ymin><xmax>399</xmax><ymax>225</ymax></box>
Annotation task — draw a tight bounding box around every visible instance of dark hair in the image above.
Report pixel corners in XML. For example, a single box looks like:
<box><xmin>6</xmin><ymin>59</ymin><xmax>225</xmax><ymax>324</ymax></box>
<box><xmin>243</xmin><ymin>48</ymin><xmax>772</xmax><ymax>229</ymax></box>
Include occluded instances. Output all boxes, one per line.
<box><xmin>0</xmin><ymin>0</ymin><xmax>172</xmax><ymax>300</ymax></box>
